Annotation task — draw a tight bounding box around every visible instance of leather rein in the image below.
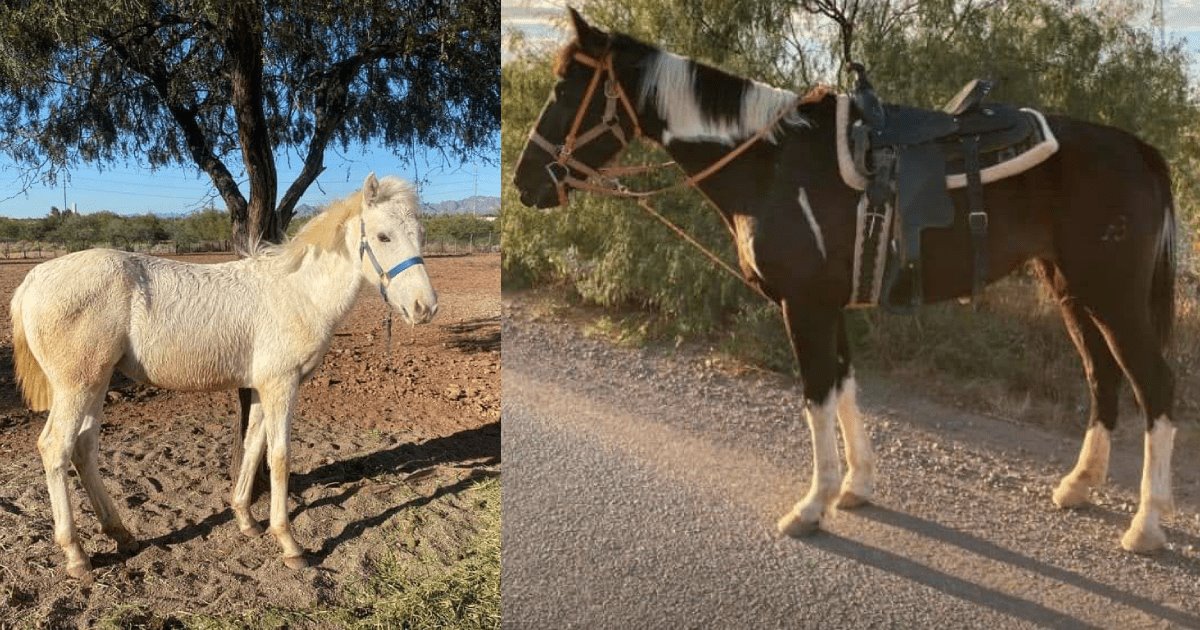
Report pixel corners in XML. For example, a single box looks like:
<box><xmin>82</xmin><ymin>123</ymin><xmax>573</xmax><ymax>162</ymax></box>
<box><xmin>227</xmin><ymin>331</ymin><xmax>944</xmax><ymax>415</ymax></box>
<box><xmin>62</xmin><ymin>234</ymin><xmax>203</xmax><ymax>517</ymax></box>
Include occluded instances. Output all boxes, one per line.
<box><xmin>528</xmin><ymin>50</ymin><xmax>797</xmax><ymax>300</ymax></box>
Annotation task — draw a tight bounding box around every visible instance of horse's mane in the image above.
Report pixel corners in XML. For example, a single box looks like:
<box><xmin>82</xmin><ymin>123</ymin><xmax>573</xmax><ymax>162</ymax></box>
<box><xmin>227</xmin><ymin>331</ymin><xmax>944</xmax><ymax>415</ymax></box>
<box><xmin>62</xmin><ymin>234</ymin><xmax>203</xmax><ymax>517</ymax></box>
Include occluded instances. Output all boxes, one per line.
<box><xmin>553</xmin><ymin>42</ymin><xmax>580</xmax><ymax>77</ymax></box>
<box><xmin>291</xmin><ymin>192</ymin><xmax>365</xmax><ymax>253</ymax></box>
<box><xmin>290</xmin><ymin>176</ymin><xmax>418</xmax><ymax>252</ymax></box>
<box><xmin>250</xmin><ymin>176</ymin><xmax>418</xmax><ymax>270</ymax></box>
<box><xmin>565</xmin><ymin>31</ymin><xmax>809</xmax><ymax>144</ymax></box>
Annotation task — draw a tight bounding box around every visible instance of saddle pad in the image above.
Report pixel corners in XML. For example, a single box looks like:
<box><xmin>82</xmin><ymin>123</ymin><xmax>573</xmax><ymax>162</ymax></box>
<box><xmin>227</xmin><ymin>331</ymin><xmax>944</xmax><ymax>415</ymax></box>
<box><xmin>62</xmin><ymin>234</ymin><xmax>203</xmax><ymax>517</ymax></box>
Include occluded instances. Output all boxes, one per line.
<box><xmin>834</xmin><ymin>94</ymin><xmax>1060</xmax><ymax>192</ymax></box>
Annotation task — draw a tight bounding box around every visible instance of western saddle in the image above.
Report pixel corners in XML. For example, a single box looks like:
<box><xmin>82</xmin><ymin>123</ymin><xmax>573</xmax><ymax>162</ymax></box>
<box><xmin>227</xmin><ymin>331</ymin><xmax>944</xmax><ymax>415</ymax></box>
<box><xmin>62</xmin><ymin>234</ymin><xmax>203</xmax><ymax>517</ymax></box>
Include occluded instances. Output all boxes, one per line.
<box><xmin>849</xmin><ymin>63</ymin><xmax>1036</xmax><ymax>311</ymax></box>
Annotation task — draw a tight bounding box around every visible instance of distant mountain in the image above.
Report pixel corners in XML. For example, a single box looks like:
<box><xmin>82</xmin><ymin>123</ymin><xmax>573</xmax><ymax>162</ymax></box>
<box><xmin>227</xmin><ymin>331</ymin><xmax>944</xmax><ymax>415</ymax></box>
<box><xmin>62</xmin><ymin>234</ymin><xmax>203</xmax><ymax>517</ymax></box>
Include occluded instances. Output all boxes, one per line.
<box><xmin>293</xmin><ymin>203</ymin><xmax>321</xmax><ymax>218</ymax></box>
<box><xmin>421</xmin><ymin>195</ymin><xmax>500</xmax><ymax>216</ymax></box>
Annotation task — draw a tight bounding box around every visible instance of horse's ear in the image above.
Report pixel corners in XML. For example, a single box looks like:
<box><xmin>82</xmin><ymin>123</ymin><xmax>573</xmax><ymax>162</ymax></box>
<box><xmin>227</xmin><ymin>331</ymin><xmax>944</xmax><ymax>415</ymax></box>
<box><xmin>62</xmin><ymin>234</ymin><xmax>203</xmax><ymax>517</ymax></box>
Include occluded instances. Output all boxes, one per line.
<box><xmin>567</xmin><ymin>7</ymin><xmax>607</xmax><ymax>54</ymax></box>
<box><xmin>363</xmin><ymin>172</ymin><xmax>380</xmax><ymax>205</ymax></box>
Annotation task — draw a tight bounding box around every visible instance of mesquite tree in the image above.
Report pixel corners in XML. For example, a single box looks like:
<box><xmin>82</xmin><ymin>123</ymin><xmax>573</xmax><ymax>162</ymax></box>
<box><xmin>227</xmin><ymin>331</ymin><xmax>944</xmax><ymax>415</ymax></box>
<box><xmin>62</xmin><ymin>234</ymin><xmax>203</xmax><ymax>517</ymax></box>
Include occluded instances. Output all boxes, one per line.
<box><xmin>0</xmin><ymin>0</ymin><xmax>499</xmax><ymax>248</ymax></box>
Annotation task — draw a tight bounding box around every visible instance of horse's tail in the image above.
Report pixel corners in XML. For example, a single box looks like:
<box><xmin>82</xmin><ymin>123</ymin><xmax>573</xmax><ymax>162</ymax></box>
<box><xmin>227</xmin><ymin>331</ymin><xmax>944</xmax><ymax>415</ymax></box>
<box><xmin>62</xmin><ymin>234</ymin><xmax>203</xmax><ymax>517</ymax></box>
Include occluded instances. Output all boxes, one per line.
<box><xmin>11</xmin><ymin>282</ymin><xmax>51</xmax><ymax>412</ymax></box>
<box><xmin>1142</xmin><ymin>141</ymin><xmax>1175</xmax><ymax>350</ymax></box>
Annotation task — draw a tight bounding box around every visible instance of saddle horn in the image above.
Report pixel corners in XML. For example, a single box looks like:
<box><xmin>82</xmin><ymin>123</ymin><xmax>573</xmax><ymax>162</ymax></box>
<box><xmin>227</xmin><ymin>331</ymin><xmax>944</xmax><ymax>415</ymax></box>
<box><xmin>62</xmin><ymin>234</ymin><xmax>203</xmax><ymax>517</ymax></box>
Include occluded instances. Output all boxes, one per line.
<box><xmin>848</xmin><ymin>62</ymin><xmax>886</xmax><ymax>129</ymax></box>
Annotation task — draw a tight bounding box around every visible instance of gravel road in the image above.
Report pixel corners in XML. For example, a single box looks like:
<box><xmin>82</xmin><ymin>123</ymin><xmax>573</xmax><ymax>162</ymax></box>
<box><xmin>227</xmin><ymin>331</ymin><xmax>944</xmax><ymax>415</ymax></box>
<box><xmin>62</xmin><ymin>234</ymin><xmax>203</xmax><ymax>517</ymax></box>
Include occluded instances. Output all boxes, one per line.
<box><xmin>501</xmin><ymin>297</ymin><xmax>1200</xmax><ymax>629</ymax></box>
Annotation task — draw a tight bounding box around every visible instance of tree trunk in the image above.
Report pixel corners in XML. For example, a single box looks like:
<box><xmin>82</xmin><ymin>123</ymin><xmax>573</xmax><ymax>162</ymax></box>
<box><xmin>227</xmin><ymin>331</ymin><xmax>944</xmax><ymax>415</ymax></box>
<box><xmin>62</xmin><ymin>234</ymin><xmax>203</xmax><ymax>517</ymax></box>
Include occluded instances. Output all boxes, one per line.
<box><xmin>225</xmin><ymin>0</ymin><xmax>276</xmax><ymax>493</ymax></box>
<box><xmin>227</xmin><ymin>0</ymin><xmax>280</xmax><ymax>250</ymax></box>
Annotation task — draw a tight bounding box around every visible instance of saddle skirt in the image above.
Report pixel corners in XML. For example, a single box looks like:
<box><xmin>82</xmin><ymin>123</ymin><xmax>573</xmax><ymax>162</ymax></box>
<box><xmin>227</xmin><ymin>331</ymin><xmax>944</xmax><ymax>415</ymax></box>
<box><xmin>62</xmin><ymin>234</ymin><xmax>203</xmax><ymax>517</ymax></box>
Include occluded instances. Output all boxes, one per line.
<box><xmin>833</xmin><ymin>94</ymin><xmax>1060</xmax><ymax>308</ymax></box>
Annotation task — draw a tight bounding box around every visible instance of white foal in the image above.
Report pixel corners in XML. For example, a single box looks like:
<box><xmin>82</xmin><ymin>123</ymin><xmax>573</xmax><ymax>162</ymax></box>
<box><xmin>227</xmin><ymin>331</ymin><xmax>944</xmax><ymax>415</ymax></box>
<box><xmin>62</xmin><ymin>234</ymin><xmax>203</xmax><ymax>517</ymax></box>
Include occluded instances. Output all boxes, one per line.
<box><xmin>12</xmin><ymin>173</ymin><xmax>435</xmax><ymax>580</ymax></box>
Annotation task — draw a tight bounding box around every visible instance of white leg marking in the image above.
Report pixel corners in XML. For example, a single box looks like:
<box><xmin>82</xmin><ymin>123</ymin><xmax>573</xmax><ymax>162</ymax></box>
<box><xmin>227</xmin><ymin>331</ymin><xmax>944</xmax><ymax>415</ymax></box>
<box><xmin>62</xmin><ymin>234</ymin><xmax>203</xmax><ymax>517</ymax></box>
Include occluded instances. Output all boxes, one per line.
<box><xmin>1052</xmin><ymin>424</ymin><xmax>1111</xmax><ymax>509</ymax></box>
<box><xmin>778</xmin><ymin>390</ymin><xmax>842</xmax><ymax>536</ymax></box>
<box><xmin>797</xmin><ymin>187</ymin><xmax>827</xmax><ymax>261</ymax></box>
<box><xmin>1122</xmin><ymin>417</ymin><xmax>1175</xmax><ymax>553</ymax></box>
<box><xmin>835</xmin><ymin>373</ymin><xmax>875</xmax><ymax>507</ymax></box>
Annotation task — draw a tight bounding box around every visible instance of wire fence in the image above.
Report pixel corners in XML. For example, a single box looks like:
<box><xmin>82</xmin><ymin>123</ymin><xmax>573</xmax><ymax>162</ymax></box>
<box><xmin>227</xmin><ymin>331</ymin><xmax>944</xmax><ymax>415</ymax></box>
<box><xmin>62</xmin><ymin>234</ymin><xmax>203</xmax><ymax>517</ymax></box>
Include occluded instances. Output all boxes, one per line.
<box><xmin>0</xmin><ymin>235</ymin><xmax>501</xmax><ymax>260</ymax></box>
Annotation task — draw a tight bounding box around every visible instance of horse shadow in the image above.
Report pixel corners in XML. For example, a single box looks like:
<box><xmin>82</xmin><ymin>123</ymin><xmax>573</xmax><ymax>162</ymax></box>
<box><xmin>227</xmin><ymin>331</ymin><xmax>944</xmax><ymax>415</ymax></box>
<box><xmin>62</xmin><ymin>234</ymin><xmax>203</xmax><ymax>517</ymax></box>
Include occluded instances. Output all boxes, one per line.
<box><xmin>806</xmin><ymin>504</ymin><xmax>1200</xmax><ymax>628</ymax></box>
<box><xmin>98</xmin><ymin>422</ymin><xmax>499</xmax><ymax>568</ymax></box>
<box><xmin>442</xmin><ymin>316</ymin><xmax>500</xmax><ymax>354</ymax></box>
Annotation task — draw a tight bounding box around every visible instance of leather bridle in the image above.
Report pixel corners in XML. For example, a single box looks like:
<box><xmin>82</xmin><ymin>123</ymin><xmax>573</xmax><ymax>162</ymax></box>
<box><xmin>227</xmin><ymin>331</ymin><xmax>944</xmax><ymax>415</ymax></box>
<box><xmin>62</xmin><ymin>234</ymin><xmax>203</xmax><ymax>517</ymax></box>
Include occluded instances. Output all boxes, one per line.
<box><xmin>526</xmin><ymin>50</ymin><xmax>801</xmax><ymax>206</ymax></box>
<box><xmin>524</xmin><ymin>48</ymin><xmax>801</xmax><ymax>302</ymax></box>
<box><xmin>527</xmin><ymin>50</ymin><xmax>645</xmax><ymax>207</ymax></box>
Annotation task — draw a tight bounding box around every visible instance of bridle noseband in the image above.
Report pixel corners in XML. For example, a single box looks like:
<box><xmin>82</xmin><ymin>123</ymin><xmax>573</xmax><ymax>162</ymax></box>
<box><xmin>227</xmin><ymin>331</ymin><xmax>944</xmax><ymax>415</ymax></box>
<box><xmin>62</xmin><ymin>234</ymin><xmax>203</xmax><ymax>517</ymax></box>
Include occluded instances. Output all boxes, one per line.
<box><xmin>359</xmin><ymin>217</ymin><xmax>424</xmax><ymax>304</ymax></box>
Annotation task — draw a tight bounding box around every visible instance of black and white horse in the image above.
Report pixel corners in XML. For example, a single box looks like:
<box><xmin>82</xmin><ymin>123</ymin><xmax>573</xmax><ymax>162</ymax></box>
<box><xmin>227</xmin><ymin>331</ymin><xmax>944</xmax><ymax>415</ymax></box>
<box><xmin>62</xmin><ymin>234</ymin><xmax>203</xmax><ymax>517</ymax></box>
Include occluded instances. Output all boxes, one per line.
<box><xmin>513</xmin><ymin>10</ymin><xmax>1179</xmax><ymax>552</ymax></box>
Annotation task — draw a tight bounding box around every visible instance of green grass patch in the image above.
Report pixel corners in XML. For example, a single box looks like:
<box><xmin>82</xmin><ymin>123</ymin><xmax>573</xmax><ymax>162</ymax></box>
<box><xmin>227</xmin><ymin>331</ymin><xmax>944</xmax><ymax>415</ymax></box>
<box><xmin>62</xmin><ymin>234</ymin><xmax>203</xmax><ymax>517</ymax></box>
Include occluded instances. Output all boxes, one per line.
<box><xmin>335</xmin><ymin>477</ymin><xmax>500</xmax><ymax>629</ymax></box>
<box><xmin>93</xmin><ymin>478</ymin><xmax>501</xmax><ymax>630</ymax></box>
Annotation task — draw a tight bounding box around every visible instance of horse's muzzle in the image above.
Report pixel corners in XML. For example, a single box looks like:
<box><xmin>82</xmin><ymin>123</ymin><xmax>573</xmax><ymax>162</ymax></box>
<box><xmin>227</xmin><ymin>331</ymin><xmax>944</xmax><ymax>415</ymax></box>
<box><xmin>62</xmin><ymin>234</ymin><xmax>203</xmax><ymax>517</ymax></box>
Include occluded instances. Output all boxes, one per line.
<box><xmin>401</xmin><ymin>300</ymin><xmax>438</xmax><ymax>325</ymax></box>
<box><xmin>518</xmin><ymin>184</ymin><xmax>561</xmax><ymax>209</ymax></box>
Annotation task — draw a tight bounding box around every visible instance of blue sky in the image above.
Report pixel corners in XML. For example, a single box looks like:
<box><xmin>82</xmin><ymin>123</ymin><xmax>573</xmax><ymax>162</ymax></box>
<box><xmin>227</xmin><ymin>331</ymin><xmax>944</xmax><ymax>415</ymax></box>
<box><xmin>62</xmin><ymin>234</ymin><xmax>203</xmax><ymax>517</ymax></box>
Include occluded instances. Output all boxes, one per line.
<box><xmin>0</xmin><ymin>140</ymin><xmax>499</xmax><ymax>219</ymax></box>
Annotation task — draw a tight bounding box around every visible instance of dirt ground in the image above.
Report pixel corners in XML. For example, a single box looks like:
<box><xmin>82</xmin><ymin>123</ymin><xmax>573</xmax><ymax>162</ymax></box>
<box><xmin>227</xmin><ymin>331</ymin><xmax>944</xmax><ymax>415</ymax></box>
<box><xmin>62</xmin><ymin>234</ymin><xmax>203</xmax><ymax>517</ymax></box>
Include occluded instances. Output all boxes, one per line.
<box><xmin>503</xmin><ymin>292</ymin><xmax>1200</xmax><ymax>628</ymax></box>
<box><xmin>0</xmin><ymin>253</ymin><xmax>500</xmax><ymax>627</ymax></box>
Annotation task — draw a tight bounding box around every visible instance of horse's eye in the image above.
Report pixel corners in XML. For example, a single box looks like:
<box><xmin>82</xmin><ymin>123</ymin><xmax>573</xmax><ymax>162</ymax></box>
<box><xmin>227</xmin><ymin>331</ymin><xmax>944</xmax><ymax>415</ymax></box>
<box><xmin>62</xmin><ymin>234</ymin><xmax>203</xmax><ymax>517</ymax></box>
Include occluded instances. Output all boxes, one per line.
<box><xmin>377</xmin><ymin>233</ymin><xmax>391</xmax><ymax>243</ymax></box>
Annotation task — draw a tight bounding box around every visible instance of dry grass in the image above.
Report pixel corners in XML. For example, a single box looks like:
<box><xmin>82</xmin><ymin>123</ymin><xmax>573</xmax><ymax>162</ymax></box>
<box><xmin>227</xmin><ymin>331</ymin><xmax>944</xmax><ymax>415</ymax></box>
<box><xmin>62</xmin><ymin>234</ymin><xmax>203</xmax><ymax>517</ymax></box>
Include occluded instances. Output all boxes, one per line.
<box><xmin>721</xmin><ymin>271</ymin><xmax>1200</xmax><ymax>430</ymax></box>
<box><xmin>91</xmin><ymin>478</ymin><xmax>501</xmax><ymax>630</ymax></box>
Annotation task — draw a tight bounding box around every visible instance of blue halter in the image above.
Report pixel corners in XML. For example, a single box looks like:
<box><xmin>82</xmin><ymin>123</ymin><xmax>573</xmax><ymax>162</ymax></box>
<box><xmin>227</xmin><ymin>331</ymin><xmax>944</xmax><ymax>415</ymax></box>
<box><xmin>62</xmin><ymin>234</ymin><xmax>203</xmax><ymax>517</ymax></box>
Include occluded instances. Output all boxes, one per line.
<box><xmin>359</xmin><ymin>218</ymin><xmax>424</xmax><ymax>303</ymax></box>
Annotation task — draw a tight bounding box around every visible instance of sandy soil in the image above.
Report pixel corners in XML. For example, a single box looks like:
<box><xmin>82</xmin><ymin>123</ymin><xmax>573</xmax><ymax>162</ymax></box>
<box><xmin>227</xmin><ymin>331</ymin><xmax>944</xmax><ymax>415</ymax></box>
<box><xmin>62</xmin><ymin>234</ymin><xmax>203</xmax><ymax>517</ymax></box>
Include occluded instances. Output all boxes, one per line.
<box><xmin>0</xmin><ymin>253</ymin><xmax>500</xmax><ymax>627</ymax></box>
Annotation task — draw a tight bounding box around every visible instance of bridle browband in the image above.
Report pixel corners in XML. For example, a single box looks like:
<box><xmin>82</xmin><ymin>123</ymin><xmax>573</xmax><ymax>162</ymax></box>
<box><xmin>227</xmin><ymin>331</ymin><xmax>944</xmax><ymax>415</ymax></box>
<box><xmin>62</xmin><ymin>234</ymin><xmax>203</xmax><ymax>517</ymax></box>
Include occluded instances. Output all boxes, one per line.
<box><xmin>527</xmin><ymin>49</ymin><xmax>801</xmax><ymax>206</ymax></box>
<box><xmin>359</xmin><ymin>217</ymin><xmax>424</xmax><ymax>304</ymax></box>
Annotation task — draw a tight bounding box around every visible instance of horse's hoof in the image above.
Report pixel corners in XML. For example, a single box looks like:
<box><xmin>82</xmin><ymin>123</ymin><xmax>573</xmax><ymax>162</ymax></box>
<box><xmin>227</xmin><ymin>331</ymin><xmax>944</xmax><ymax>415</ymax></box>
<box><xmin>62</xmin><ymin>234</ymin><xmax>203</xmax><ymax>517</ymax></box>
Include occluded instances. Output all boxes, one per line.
<box><xmin>1121</xmin><ymin>522</ymin><xmax>1166</xmax><ymax>554</ymax></box>
<box><xmin>836</xmin><ymin>491</ymin><xmax>870</xmax><ymax>510</ymax></box>
<box><xmin>1051</xmin><ymin>480</ymin><xmax>1090</xmax><ymax>509</ymax></box>
<box><xmin>66</xmin><ymin>561</ymin><xmax>93</xmax><ymax>583</ymax></box>
<box><xmin>777</xmin><ymin>511</ymin><xmax>821</xmax><ymax>537</ymax></box>
<box><xmin>116</xmin><ymin>538</ymin><xmax>141</xmax><ymax>555</ymax></box>
<box><xmin>240</xmin><ymin>524</ymin><xmax>265</xmax><ymax>537</ymax></box>
<box><xmin>283</xmin><ymin>554</ymin><xmax>310</xmax><ymax>570</ymax></box>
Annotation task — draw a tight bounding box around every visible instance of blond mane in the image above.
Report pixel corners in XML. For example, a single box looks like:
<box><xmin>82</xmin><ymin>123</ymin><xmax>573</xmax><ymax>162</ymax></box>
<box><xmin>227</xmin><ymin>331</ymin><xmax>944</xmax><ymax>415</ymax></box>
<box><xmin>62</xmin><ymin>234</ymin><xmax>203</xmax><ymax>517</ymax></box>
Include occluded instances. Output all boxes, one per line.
<box><xmin>250</xmin><ymin>176</ymin><xmax>419</xmax><ymax>271</ymax></box>
<box><xmin>291</xmin><ymin>191</ymin><xmax>365</xmax><ymax>253</ymax></box>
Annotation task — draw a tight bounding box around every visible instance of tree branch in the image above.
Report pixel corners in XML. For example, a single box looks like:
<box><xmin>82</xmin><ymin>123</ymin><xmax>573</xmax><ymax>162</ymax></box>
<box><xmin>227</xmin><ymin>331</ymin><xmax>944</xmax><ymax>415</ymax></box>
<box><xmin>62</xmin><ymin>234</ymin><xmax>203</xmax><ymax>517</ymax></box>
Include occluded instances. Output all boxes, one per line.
<box><xmin>278</xmin><ymin>35</ymin><xmax>411</xmax><ymax>225</ymax></box>
<box><xmin>99</xmin><ymin>28</ymin><xmax>246</xmax><ymax>217</ymax></box>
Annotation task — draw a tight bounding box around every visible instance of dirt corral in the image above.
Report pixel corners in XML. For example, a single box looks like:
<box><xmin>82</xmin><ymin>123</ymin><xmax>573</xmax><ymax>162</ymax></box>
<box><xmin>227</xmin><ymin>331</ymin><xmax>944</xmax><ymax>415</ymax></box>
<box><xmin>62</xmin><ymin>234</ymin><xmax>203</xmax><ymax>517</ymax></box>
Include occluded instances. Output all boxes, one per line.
<box><xmin>0</xmin><ymin>253</ymin><xmax>500</xmax><ymax>627</ymax></box>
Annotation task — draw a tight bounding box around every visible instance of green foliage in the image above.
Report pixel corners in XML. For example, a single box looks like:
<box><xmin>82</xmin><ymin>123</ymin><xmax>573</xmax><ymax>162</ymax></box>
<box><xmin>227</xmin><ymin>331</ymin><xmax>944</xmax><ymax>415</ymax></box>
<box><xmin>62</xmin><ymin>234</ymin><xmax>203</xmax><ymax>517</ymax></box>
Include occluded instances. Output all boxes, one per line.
<box><xmin>425</xmin><ymin>214</ymin><xmax>498</xmax><ymax>243</ymax></box>
<box><xmin>0</xmin><ymin>0</ymin><xmax>499</xmax><ymax>239</ymax></box>
<box><xmin>0</xmin><ymin>207</ymin><xmax>228</xmax><ymax>253</ymax></box>
<box><xmin>502</xmin><ymin>0</ymin><xmax>1200</xmax><ymax>346</ymax></box>
<box><xmin>169</xmin><ymin>208</ymin><xmax>231</xmax><ymax>251</ymax></box>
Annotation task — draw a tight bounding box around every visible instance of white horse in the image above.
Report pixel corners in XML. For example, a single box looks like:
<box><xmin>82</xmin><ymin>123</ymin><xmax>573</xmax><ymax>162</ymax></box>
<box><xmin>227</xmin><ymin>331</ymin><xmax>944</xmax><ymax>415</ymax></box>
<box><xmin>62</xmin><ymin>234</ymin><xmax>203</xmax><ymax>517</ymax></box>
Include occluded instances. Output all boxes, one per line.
<box><xmin>11</xmin><ymin>173</ymin><xmax>436</xmax><ymax>580</ymax></box>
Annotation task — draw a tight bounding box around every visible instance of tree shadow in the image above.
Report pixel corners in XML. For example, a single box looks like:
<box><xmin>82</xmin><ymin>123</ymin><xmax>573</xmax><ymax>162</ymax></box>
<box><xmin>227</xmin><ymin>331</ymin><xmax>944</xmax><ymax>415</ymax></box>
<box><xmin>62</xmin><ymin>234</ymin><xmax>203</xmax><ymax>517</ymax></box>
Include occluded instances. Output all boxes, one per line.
<box><xmin>99</xmin><ymin>423</ymin><xmax>499</xmax><ymax>565</ymax></box>
<box><xmin>308</xmin><ymin>471</ymin><xmax>491</xmax><ymax>563</ymax></box>
<box><xmin>813</xmin><ymin>504</ymin><xmax>1200</xmax><ymax>628</ymax></box>
<box><xmin>808</xmin><ymin>532</ymin><xmax>1096</xmax><ymax>628</ymax></box>
<box><xmin>442</xmin><ymin>316</ymin><xmax>500</xmax><ymax>354</ymax></box>
<box><xmin>290</xmin><ymin>421</ymin><xmax>499</xmax><ymax>494</ymax></box>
